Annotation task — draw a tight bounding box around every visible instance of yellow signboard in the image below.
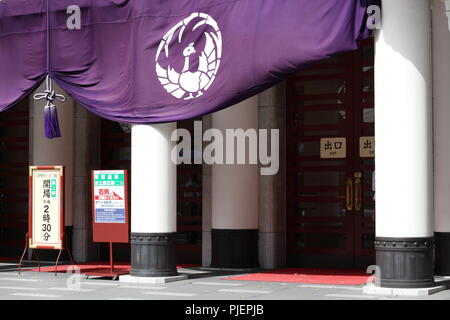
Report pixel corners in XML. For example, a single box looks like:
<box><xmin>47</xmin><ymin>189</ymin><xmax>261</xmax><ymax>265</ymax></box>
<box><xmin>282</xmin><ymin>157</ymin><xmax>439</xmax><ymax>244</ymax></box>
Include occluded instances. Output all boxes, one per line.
<box><xmin>320</xmin><ymin>137</ymin><xmax>346</xmax><ymax>159</ymax></box>
<box><xmin>360</xmin><ymin>136</ymin><xmax>375</xmax><ymax>158</ymax></box>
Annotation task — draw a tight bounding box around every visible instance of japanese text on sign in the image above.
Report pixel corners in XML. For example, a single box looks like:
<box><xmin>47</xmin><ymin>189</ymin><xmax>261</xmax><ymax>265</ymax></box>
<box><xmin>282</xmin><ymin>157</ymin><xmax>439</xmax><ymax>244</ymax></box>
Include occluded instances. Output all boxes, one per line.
<box><xmin>360</xmin><ymin>136</ymin><xmax>375</xmax><ymax>158</ymax></box>
<box><xmin>93</xmin><ymin>171</ymin><xmax>126</xmax><ymax>224</ymax></box>
<box><xmin>30</xmin><ymin>167</ymin><xmax>63</xmax><ymax>249</ymax></box>
<box><xmin>320</xmin><ymin>137</ymin><xmax>347</xmax><ymax>159</ymax></box>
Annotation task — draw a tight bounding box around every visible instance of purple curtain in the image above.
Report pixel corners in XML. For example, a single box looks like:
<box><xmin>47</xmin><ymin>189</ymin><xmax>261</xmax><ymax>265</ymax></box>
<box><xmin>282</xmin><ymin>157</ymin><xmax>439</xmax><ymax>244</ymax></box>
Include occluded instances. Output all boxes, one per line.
<box><xmin>0</xmin><ymin>0</ymin><xmax>375</xmax><ymax>136</ymax></box>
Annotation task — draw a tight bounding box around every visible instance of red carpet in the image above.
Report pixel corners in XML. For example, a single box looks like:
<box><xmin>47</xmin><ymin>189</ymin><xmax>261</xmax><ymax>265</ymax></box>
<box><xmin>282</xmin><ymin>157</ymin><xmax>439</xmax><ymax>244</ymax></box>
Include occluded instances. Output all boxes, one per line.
<box><xmin>27</xmin><ymin>262</ymin><xmax>130</xmax><ymax>273</ymax></box>
<box><xmin>225</xmin><ymin>268</ymin><xmax>373</xmax><ymax>285</ymax></box>
<box><xmin>26</xmin><ymin>262</ymin><xmax>199</xmax><ymax>273</ymax></box>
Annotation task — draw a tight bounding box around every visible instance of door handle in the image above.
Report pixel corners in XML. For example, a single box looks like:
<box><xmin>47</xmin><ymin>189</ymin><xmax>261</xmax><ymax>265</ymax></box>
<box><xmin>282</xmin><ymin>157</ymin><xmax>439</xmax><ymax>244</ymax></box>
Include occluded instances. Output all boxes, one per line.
<box><xmin>346</xmin><ymin>177</ymin><xmax>353</xmax><ymax>211</ymax></box>
<box><xmin>354</xmin><ymin>172</ymin><xmax>362</xmax><ymax>211</ymax></box>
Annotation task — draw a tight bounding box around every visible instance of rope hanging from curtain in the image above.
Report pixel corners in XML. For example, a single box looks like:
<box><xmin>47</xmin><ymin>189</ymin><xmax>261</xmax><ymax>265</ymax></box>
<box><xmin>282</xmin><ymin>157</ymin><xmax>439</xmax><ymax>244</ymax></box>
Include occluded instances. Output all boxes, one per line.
<box><xmin>32</xmin><ymin>0</ymin><xmax>66</xmax><ymax>139</ymax></box>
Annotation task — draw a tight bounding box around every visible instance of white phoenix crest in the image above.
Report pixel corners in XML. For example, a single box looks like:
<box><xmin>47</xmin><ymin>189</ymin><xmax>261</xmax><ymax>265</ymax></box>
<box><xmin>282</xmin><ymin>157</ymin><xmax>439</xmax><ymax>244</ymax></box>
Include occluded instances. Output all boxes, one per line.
<box><xmin>155</xmin><ymin>13</ymin><xmax>222</xmax><ymax>100</ymax></box>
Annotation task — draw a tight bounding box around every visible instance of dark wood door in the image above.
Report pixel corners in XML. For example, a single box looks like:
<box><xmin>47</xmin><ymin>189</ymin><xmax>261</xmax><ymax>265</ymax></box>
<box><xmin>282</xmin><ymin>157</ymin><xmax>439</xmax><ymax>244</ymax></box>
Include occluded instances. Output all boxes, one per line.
<box><xmin>0</xmin><ymin>100</ymin><xmax>29</xmax><ymax>258</ymax></box>
<box><xmin>286</xmin><ymin>38</ymin><xmax>375</xmax><ymax>269</ymax></box>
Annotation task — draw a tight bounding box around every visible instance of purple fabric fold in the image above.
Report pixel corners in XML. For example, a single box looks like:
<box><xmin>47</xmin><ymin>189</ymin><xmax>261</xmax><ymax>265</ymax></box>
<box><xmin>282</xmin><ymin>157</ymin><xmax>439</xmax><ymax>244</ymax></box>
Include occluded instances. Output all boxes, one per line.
<box><xmin>0</xmin><ymin>0</ymin><xmax>377</xmax><ymax>129</ymax></box>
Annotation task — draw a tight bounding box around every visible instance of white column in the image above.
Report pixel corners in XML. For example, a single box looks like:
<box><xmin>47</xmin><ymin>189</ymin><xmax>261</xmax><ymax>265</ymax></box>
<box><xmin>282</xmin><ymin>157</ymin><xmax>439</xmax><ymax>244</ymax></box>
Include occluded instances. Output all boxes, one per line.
<box><xmin>131</xmin><ymin>123</ymin><xmax>177</xmax><ymax>233</ymax></box>
<box><xmin>30</xmin><ymin>81</ymin><xmax>75</xmax><ymax>227</ymax></box>
<box><xmin>212</xmin><ymin>98</ymin><xmax>259</xmax><ymax>229</ymax></box>
<box><xmin>432</xmin><ymin>0</ymin><xmax>450</xmax><ymax>275</ymax></box>
<box><xmin>130</xmin><ymin>122</ymin><xmax>177</xmax><ymax>277</ymax></box>
<box><xmin>375</xmin><ymin>0</ymin><xmax>433</xmax><ymax>238</ymax></box>
<box><xmin>374</xmin><ymin>0</ymin><xmax>434</xmax><ymax>287</ymax></box>
<box><xmin>211</xmin><ymin>97</ymin><xmax>259</xmax><ymax>268</ymax></box>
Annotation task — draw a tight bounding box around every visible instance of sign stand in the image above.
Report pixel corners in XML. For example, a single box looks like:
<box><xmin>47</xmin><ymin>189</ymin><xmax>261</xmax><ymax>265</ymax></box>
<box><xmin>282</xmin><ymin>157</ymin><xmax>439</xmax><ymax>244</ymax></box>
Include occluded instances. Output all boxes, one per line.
<box><xmin>83</xmin><ymin>241</ymin><xmax>128</xmax><ymax>280</ymax></box>
<box><xmin>18</xmin><ymin>233</ymin><xmax>40</xmax><ymax>275</ymax></box>
<box><xmin>84</xmin><ymin>170</ymin><xmax>130</xmax><ymax>280</ymax></box>
<box><xmin>109</xmin><ymin>242</ymin><xmax>114</xmax><ymax>273</ymax></box>
<box><xmin>54</xmin><ymin>232</ymin><xmax>75</xmax><ymax>276</ymax></box>
<box><xmin>18</xmin><ymin>232</ymin><xmax>74</xmax><ymax>276</ymax></box>
<box><xmin>18</xmin><ymin>166</ymin><xmax>75</xmax><ymax>276</ymax></box>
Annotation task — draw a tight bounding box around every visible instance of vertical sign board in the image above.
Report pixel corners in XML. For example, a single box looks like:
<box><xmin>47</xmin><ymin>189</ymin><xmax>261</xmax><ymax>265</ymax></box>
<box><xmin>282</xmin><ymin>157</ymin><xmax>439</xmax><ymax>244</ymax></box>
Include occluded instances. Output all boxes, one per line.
<box><xmin>29</xmin><ymin>166</ymin><xmax>64</xmax><ymax>250</ymax></box>
<box><xmin>92</xmin><ymin>170</ymin><xmax>129</xmax><ymax>243</ymax></box>
<box><xmin>360</xmin><ymin>136</ymin><xmax>375</xmax><ymax>158</ymax></box>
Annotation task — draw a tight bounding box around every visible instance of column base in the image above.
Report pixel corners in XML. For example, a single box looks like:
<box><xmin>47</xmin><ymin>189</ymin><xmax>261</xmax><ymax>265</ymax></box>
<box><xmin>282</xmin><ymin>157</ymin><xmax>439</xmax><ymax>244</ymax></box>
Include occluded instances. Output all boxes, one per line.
<box><xmin>375</xmin><ymin>237</ymin><xmax>435</xmax><ymax>288</ymax></box>
<box><xmin>211</xmin><ymin>229</ymin><xmax>258</xmax><ymax>268</ymax></box>
<box><xmin>435</xmin><ymin>232</ymin><xmax>450</xmax><ymax>276</ymax></box>
<box><xmin>120</xmin><ymin>274</ymin><xmax>188</xmax><ymax>284</ymax></box>
<box><xmin>130</xmin><ymin>233</ymin><xmax>177</xmax><ymax>277</ymax></box>
<box><xmin>363</xmin><ymin>283</ymin><xmax>447</xmax><ymax>296</ymax></box>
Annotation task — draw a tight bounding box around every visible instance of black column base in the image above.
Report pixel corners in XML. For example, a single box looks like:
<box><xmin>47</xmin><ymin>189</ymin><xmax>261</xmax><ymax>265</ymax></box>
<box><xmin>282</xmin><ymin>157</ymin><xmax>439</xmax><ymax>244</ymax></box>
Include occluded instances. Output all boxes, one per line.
<box><xmin>130</xmin><ymin>233</ymin><xmax>177</xmax><ymax>277</ymax></box>
<box><xmin>375</xmin><ymin>237</ymin><xmax>435</xmax><ymax>288</ymax></box>
<box><xmin>211</xmin><ymin>229</ymin><xmax>258</xmax><ymax>268</ymax></box>
<box><xmin>435</xmin><ymin>232</ymin><xmax>450</xmax><ymax>276</ymax></box>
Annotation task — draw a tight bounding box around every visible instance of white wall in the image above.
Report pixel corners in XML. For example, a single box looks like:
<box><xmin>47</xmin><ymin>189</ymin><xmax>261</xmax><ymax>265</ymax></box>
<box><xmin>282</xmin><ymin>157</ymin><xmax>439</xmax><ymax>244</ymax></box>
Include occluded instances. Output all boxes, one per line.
<box><xmin>211</xmin><ymin>97</ymin><xmax>259</xmax><ymax>230</ymax></box>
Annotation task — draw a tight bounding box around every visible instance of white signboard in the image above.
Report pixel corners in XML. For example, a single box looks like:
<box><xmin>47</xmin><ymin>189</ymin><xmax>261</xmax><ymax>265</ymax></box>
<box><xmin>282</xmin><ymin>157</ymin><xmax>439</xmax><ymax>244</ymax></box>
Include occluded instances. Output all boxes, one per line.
<box><xmin>29</xmin><ymin>166</ymin><xmax>64</xmax><ymax>250</ymax></box>
<box><xmin>93</xmin><ymin>170</ymin><xmax>126</xmax><ymax>224</ymax></box>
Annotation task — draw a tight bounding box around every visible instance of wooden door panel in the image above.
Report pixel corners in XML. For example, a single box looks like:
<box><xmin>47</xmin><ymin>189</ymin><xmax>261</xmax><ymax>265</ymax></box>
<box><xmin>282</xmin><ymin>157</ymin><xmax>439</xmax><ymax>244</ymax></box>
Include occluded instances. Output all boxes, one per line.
<box><xmin>0</xmin><ymin>101</ymin><xmax>29</xmax><ymax>256</ymax></box>
<box><xmin>286</xmin><ymin>51</ymin><xmax>355</xmax><ymax>267</ymax></box>
<box><xmin>287</xmin><ymin>37</ymin><xmax>375</xmax><ymax>268</ymax></box>
<box><xmin>352</xmin><ymin>38</ymin><xmax>375</xmax><ymax>261</ymax></box>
